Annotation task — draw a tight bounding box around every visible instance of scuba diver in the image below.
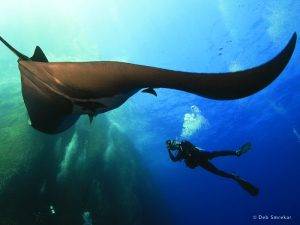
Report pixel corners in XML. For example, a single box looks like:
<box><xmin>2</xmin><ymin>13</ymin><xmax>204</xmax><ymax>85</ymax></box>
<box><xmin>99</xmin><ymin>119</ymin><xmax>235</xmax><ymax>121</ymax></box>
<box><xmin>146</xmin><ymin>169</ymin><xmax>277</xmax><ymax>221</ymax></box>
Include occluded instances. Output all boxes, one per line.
<box><xmin>166</xmin><ymin>140</ymin><xmax>259</xmax><ymax>196</ymax></box>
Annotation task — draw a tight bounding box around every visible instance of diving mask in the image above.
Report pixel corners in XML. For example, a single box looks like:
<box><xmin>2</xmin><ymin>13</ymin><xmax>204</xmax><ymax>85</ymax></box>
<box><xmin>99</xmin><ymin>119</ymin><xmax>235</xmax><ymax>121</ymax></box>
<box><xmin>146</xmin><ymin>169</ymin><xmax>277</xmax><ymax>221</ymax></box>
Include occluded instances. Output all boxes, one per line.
<box><xmin>166</xmin><ymin>140</ymin><xmax>181</xmax><ymax>151</ymax></box>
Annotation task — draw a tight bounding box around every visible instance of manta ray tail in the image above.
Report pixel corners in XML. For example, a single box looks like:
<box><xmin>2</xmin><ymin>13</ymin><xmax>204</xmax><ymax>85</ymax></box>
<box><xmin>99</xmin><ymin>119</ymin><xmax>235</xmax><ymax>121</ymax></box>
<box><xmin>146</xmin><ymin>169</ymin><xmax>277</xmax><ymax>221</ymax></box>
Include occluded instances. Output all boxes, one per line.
<box><xmin>142</xmin><ymin>33</ymin><xmax>297</xmax><ymax>100</ymax></box>
<box><xmin>0</xmin><ymin>35</ymin><xmax>48</xmax><ymax>62</ymax></box>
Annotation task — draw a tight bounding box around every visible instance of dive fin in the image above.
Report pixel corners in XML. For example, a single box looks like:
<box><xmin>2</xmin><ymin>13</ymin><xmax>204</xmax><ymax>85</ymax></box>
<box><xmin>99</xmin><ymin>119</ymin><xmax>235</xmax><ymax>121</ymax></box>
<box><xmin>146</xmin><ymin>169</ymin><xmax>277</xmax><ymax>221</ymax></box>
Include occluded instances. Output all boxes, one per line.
<box><xmin>236</xmin><ymin>142</ymin><xmax>252</xmax><ymax>157</ymax></box>
<box><xmin>236</xmin><ymin>177</ymin><xmax>259</xmax><ymax>196</ymax></box>
<box><xmin>31</xmin><ymin>46</ymin><xmax>48</xmax><ymax>62</ymax></box>
<box><xmin>0</xmin><ymin>35</ymin><xmax>30</xmax><ymax>60</ymax></box>
<box><xmin>142</xmin><ymin>87</ymin><xmax>157</xmax><ymax>96</ymax></box>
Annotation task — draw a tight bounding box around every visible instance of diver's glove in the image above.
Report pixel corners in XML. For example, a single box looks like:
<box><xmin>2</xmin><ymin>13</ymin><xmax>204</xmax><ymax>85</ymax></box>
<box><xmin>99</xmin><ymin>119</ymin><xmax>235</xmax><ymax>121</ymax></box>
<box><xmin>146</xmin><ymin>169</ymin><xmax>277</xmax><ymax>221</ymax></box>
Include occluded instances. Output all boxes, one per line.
<box><xmin>166</xmin><ymin>140</ymin><xmax>182</xmax><ymax>151</ymax></box>
<box><xmin>236</xmin><ymin>142</ymin><xmax>252</xmax><ymax>157</ymax></box>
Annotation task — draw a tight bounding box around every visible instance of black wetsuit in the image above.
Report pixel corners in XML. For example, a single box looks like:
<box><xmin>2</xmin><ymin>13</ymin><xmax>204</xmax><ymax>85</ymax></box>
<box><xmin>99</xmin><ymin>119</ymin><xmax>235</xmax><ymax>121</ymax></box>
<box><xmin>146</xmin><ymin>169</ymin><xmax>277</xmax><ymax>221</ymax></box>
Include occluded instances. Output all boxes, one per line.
<box><xmin>168</xmin><ymin>141</ymin><xmax>259</xmax><ymax>196</ymax></box>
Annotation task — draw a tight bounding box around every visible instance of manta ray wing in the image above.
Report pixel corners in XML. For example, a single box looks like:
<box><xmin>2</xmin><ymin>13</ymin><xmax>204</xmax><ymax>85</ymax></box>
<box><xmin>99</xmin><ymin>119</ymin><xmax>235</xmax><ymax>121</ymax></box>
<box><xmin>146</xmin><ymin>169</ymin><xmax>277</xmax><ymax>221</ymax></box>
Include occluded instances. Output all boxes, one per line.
<box><xmin>42</xmin><ymin>33</ymin><xmax>297</xmax><ymax>101</ymax></box>
<box><xmin>119</xmin><ymin>33</ymin><xmax>297</xmax><ymax>100</ymax></box>
<box><xmin>0</xmin><ymin>33</ymin><xmax>297</xmax><ymax>134</ymax></box>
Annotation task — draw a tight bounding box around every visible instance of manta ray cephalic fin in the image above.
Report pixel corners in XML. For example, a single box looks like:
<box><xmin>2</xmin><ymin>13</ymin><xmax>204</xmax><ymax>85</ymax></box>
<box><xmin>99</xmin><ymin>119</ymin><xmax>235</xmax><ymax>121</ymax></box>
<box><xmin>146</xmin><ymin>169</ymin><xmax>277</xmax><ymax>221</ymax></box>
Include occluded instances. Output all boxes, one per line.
<box><xmin>31</xmin><ymin>46</ymin><xmax>48</xmax><ymax>62</ymax></box>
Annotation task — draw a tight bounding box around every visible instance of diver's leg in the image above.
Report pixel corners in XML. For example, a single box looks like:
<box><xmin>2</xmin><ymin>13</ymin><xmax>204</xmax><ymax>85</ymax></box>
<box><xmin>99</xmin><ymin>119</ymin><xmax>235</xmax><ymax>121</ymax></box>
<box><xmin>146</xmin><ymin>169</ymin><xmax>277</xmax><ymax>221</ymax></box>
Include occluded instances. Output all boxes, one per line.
<box><xmin>198</xmin><ymin>161</ymin><xmax>259</xmax><ymax>196</ymax></box>
<box><xmin>199</xmin><ymin>161</ymin><xmax>236</xmax><ymax>179</ymax></box>
<box><xmin>206</xmin><ymin>150</ymin><xmax>237</xmax><ymax>160</ymax></box>
<box><xmin>207</xmin><ymin>142</ymin><xmax>252</xmax><ymax>159</ymax></box>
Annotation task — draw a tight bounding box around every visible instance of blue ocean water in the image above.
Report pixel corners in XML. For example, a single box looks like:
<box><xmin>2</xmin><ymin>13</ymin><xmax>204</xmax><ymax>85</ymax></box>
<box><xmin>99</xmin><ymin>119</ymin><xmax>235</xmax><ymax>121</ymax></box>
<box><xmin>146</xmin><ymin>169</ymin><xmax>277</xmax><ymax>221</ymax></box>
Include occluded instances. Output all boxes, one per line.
<box><xmin>0</xmin><ymin>0</ymin><xmax>299</xmax><ymax>225</ymax></box>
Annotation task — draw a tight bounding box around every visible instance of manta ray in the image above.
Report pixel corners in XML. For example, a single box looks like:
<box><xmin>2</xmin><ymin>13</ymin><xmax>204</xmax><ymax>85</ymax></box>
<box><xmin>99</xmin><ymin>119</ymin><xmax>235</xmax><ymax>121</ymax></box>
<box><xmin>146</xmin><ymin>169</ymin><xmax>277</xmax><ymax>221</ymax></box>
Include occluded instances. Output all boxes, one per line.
<box><xmin>0</xmin><ymin>33</ymin><xmax>297</xmax><ymax>134</ymax></box>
